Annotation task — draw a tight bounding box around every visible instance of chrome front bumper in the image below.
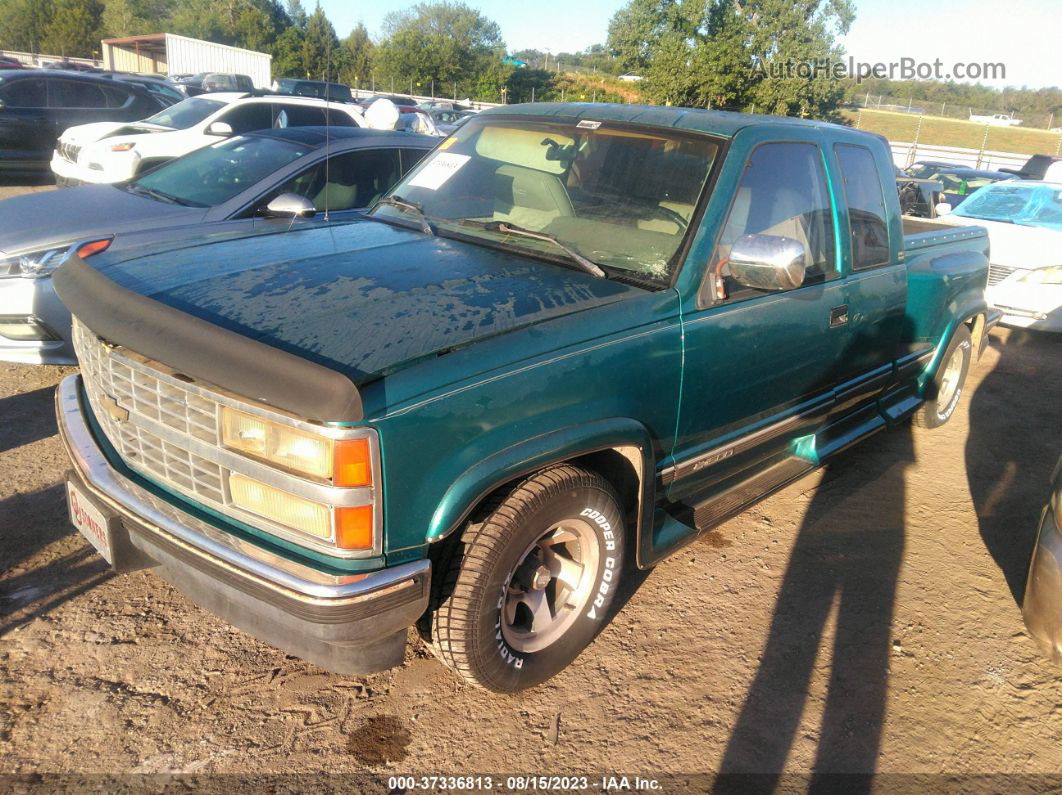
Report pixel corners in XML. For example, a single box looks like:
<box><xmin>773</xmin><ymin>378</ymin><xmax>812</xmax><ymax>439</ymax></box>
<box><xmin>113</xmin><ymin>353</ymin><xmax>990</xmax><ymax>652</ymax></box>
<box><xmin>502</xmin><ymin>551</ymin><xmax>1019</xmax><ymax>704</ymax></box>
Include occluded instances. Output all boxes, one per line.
<box><xmin>56</xmin><ymin>374</ymin><xmax>430</xmax><ymax>674</ymax></box>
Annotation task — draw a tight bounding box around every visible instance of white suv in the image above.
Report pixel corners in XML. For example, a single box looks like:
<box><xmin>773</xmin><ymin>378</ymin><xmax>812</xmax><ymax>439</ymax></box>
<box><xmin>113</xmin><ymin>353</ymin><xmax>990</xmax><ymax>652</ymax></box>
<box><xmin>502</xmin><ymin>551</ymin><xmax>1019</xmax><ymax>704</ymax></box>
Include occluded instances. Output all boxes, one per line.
<box><xmin>51</xmin><ymin>93</ymin><xmax>365</xmax><ymax>185</ymax></box>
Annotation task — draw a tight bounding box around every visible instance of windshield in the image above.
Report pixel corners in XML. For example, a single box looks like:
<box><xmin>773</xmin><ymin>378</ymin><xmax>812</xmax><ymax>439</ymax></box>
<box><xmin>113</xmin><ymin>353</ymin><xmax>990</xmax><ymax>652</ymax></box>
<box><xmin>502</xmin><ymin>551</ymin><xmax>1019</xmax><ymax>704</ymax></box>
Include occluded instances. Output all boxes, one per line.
<box><xmin>141</xmin><ymin>97</ymin><xmax>225</xmax><ymax>129</ymax></box>
<box><xmin>372</xmin><ymin>117</ymin><xmax>719</xmax><ymax>284</ymax></box>
<box><xmin>130</xmin><ymin>135</ymin><xmax>310</xmax><ymax>207</ymax></box>
<box><xmin>952</xmin><ymin>183</ymin><xmax>1062</xmax><ymax>230</ymax></box>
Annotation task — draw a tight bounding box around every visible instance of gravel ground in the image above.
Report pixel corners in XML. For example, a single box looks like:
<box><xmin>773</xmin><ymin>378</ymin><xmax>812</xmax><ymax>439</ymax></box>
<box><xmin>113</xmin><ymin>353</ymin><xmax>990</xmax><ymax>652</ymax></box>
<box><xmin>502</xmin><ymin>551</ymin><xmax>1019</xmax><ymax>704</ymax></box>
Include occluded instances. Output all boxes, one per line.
<box><xmin>0</xmin><ymin>179</ymin><xmax>1060</xmax><ymax>786</ymax></box>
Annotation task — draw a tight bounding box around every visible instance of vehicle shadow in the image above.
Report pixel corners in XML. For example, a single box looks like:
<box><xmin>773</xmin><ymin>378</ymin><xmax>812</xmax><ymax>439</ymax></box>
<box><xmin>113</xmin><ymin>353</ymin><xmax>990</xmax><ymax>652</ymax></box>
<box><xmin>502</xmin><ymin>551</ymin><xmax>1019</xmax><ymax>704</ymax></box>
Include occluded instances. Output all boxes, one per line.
<box><xmin>714</xmin><ymin>423</ymin><xmax>913</xmax><ymax>791</ymax></box>
<box><xmin>0</xmin><ymin>171</ymin><xmax>55</xmax><ymax>186</ymax></box>
<box><xmin>0</xmin><ymin>386</ymin><xmax>59</xmax><ymax>454</ymax></box>
<box><xmin>0</xmin><ymin>482</ymin><xmax>113</xmax><ymax>636</ymax></box>
<box><xmin>965</xmin><ymin>329</ymin><xmax>1062</xmax><ymax>605</ymax></box>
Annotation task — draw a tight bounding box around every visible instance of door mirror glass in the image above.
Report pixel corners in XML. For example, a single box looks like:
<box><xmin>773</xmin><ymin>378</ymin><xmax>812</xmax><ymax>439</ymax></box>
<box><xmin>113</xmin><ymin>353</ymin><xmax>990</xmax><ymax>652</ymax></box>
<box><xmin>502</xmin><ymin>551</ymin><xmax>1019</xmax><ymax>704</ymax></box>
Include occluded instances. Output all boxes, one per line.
<box><xmin>263</xmin><ymin>192</ymin><xmax>316</xmax><ymax>218</ymax></box>
<box><xmin>205</xmin><ymin>120</ymin><xmax>233</xmax><ymax>136</ymax></box>
<box><xmin>727</xmin><ymin>233</ymin><xmax>807</xmax><ymax>292</ymax></box>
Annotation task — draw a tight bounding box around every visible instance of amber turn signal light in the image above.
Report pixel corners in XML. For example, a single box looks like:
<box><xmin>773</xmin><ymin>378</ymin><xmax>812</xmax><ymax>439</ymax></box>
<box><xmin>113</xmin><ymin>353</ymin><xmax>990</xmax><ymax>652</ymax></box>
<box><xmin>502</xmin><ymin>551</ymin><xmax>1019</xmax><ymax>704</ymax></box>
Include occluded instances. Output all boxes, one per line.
<box><xmin>77</xmin><ymin>239</ymin><xmax>112</xmax><ymax>259</ymax></box>
<box><xmin>334</xmin><ymin>438</ymin><xmax>372</xmax><ymax>487</ymax></box>
<box><xmin>335</xmin><ymin>505</ymin><xmax>374</xmax><ymax>549</ymax></box>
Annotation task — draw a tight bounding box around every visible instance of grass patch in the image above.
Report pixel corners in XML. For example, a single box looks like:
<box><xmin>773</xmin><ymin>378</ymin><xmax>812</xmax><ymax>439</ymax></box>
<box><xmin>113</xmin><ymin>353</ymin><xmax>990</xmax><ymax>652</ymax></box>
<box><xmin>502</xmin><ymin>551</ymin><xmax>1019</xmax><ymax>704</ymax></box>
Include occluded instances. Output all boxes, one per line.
<box><xmin>842</xmin><ymin>109</ymin><xmax>1062</xmax><ymax>155</ymax></box>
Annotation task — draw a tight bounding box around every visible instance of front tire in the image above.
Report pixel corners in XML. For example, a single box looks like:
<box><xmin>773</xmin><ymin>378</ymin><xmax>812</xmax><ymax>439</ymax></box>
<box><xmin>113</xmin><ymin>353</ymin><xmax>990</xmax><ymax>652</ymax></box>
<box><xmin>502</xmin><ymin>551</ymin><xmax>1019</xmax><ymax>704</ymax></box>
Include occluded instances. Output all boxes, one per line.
<box><xmin>914</xmin><ymin>325</ymin><xmax>972</xmax><ymax>428</ymax></box>
<box><xmin>424</xmin><ymin>465</ymin><xmax>625</xmax><ymax>692</ymax></box>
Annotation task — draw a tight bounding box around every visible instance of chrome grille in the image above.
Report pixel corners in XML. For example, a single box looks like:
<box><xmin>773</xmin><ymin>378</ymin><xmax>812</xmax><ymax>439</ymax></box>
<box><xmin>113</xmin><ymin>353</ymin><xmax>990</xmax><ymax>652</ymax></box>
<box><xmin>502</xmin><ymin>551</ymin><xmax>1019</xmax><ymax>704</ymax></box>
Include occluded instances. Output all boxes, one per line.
<box><xmin>59</xmin><ymin>141</ymin><xmax>81</xmax><ymax>163</ymax></box>
<box><xmin>70</xmin><ymin>316</ymin><xmax>383</xmax><ymax>559</ymax></box>
<box><xmin>988</xmin><ymin>264</ymin><xmax>1020</xmax><ymax>286</ymax></box>
<box><xmin>73</xmin><ymin>319</ymin><xmax>226</xmax><ymax>507</ymax></box>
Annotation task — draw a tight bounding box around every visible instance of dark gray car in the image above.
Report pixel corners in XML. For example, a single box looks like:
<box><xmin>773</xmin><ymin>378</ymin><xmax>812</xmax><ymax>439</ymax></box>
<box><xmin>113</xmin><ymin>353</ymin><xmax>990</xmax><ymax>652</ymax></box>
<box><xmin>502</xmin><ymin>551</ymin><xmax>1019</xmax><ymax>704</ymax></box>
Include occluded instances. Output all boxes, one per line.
<box><xmin>0</xmin><ymin>126</ymin><xmax>435</xmax><ymax>364</ymax></box>
<box><xmin>1024</xmin><ymin>453</ymin><xmax>1062</xmax><ymax>663</ymax></box>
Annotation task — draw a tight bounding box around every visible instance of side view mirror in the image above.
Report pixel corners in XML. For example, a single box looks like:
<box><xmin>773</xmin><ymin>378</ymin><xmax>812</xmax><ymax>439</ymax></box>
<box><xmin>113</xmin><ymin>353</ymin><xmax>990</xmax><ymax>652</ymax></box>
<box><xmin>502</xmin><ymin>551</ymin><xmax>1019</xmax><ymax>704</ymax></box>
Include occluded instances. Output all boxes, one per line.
<box><xmin>262</xmin><ymin>192</ymin><xmax>315</xmax><ymax>218</ymax></box>
<box><xmin>935</xmin><ymin>202</ymin><xmax>953</xmax><ymax>216</ymax></box>
<box><xmin>0</xmin><ymin>99</ymin><xmax>6</xmax><ymax>111</ymax></box>
<box><xmin>205</xmin><ymin>121</ymin><xmax>233</xmax><ymax>136</ymax></box>
<box><xmin>727</xmin><ymin>233</ymin><xmax>807</xmax><ymax>292</ymax></box>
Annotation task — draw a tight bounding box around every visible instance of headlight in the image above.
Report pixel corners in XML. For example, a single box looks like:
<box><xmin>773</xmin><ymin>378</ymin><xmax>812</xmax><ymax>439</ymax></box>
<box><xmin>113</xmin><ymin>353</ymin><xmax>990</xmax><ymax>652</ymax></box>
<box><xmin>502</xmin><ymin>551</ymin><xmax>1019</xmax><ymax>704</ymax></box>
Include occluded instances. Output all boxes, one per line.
<box><xmin>1020</xmin><ymin>266</ymin><xmax>1062</xmax><ymax>286</ymax></box>
<box><xmin>0</xmin><ymin>238</ymin><xmax>111</xmax><ymax>279</ymax></box>
<box><xmin>221</xmin><ymin>406</ymin><xmax>377</xmax><ymax>551</ymax></box>
<box><xmin>221</xmin><ymin>407</ymin><xmax>373</xmax><ymax>487</ymax></box>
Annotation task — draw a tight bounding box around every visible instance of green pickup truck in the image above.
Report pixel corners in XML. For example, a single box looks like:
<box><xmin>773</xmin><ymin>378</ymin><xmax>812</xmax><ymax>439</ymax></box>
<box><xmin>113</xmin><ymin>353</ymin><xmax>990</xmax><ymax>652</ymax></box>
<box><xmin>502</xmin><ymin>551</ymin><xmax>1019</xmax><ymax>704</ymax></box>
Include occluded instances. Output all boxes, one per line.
<box><xmin>54</xmin><ymin>103</ymin><xmax>992</xmax><ymax>693</ymax></box>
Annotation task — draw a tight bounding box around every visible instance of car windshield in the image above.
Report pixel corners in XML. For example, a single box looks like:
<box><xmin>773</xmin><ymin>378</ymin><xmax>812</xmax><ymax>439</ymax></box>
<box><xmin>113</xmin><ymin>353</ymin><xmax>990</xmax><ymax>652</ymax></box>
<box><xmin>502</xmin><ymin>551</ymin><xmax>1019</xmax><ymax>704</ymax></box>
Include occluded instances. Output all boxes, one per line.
<box><xmin>952</xmin><ymin>183</ymin><xmax>1062</xmax><ymax>230</ymax></box>
<box><xmin>372</xmin><ymin>117</ymin><xmax>719</xmax><ymax>284</ymax></box>
<box><xmin>935</xmin><ymin>172</ymin><xmax>1005</xmax><ymax>196</ymax></box>
<box><xmin>141</xmin><ymin>97</ymin><xmax>225</xmax><ymax>129</ymax></box>
<box><xmin>129</xmin><ymin>135</ymin><xmax>311</xmax><ymax>207</ymax></box>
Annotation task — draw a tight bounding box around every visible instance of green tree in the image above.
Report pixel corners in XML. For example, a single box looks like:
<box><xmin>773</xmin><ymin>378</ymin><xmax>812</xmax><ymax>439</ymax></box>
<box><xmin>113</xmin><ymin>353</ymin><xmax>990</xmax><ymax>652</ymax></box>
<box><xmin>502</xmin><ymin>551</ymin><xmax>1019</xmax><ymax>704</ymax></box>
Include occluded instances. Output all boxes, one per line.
<box><xmin>272</xmin><ymin>24</ymin><xmax>304</xmax><ymax>75</ymax></box>
<box><xmin>338</xmin><ymin>22</ymin><xmax>373</xmax><ymax>88</ymax></box>
<box><xmin>301</xmin><ymin>4</ymin><xmax>340</xmax><ymax>80</ymax></box>
<box><xmin>606</xmin><ymin>0</ymin><xmax>854</xmax><ymax>118</ymax></box>
<box><xmin>0</xmin><ymin>0</ymin><xmax>56</xmax><ymax>52</ymax></box>
<box><xmin>101</xmin><ymin>0</ymin><xmax>173</xmax><ymax>37</ymax></box>
<box><xmin>41</xmin><ymin>0</ymin><xmax>104</xmax><ymax>58</ymax></box>
<box><xmin>505</xmin><ymin>67</ymin><xmax>554</xmax><ymax>103</ymax></box>
<box><xmin>374</xmin><ymin>2</ymin><xmax>505</xmax><ymax>94</ymax></box>
<box><xmin>169</xmin><ymin>0</ymin><xmax>228</xmax><ymax>42</ymax></box>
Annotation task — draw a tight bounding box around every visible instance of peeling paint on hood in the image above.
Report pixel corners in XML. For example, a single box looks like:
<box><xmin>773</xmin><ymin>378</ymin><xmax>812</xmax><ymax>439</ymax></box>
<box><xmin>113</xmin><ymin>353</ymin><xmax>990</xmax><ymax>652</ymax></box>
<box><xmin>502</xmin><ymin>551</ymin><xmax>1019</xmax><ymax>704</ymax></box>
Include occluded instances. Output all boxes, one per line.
<box><xmin>92</xmin><ymin>218</ymin><xmax>644</xmax><ymax>382</ymax></box>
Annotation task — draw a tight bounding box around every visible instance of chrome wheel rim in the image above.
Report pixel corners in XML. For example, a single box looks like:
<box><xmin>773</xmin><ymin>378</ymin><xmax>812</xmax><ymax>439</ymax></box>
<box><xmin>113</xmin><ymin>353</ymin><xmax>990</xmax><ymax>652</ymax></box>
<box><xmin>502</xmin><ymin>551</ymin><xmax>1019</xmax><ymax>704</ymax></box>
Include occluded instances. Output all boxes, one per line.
<box><xmin>501</xmin><ymin>519</ymin><xmax>600</xmax><ymax>654</ymax></box>
<box><xmin>937</xmin><ymin>344</ymin><xmax>965</xmax><ymax>412</ymax></box>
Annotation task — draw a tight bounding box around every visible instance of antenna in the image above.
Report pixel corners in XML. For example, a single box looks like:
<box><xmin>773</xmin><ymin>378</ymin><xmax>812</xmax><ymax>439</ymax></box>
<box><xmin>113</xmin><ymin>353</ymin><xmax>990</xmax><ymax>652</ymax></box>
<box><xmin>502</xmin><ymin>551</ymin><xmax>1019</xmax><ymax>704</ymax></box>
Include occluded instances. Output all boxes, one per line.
<box><xmin>323</xmin><ymin>35</ymin><xmax>331</xmax><ymax>223</ymax></box>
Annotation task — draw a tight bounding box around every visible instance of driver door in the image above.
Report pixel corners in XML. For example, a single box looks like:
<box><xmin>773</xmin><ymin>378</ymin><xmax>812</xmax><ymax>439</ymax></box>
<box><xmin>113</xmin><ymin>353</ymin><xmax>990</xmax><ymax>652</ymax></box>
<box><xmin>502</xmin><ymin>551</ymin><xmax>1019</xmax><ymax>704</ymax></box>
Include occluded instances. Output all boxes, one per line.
<box><xmin>667</xmin><ymin>133</ymin><xmax>850</xmax><ymax>510</ymax></box>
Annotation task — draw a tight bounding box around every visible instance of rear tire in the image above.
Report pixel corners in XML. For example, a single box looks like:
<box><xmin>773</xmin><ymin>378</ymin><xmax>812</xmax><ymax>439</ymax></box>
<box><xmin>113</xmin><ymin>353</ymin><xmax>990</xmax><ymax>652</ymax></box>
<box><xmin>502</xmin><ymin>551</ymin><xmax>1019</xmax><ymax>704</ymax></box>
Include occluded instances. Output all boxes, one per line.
<box><xmin>423</xmin><ymin>465</ymin><xmax>625</xmax><ymax>692</ymax></box>
<box><xmin>914</xmin><ymin>325</ymin><xmax>972</xmax><ymax>428</ymax></box>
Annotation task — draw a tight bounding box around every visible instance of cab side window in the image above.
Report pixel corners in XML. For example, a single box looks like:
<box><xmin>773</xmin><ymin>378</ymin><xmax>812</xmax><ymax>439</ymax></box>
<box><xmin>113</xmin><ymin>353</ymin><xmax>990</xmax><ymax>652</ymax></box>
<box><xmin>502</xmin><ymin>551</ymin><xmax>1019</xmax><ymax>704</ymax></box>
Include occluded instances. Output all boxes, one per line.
<box><xmin>277</xmin><ymin>104</ymin><xmax>326</xmax><ymax>126</ymax></box>
<box><xmin>710</xmin><ymin>142</ymin><xmax>837</xmax><ymax>302</ymax></box>
<box><xmin>218</xmin><ymin>103</ymin><xmax>273</xmax><ymax>133</ymax></box>
<box><xmin>834</xmin><ymin>143</ymin><xmax>890</xmax><ymax>269</ymax></box>
<box><xmin>1</xmin><ymin>79</ymin><xmax>47</xmax><ymax>107</ymax></box>
<box><xmin>268</xmin><ymin>149</ymin><xmax>402</xmax><ymax>212</ymax></box>
<box><xmin>49</xmin><ymin>80</ymin><xmax>108</xmax><ymax>108</ymax></box>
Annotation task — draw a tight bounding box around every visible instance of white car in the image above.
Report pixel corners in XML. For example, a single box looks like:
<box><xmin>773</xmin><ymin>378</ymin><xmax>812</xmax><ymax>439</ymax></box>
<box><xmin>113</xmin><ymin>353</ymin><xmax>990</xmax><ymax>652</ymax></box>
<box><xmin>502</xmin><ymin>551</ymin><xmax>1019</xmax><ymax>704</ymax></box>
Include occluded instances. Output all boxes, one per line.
<box><xmin>51</xmin><ymin>93</ymin><xmax>365</xmax><ymax>185</ymax></box>
<box><xmin>940</xmin><ymin>181</ymin><xmax>1062</xmax><ymax>332</ymax></box>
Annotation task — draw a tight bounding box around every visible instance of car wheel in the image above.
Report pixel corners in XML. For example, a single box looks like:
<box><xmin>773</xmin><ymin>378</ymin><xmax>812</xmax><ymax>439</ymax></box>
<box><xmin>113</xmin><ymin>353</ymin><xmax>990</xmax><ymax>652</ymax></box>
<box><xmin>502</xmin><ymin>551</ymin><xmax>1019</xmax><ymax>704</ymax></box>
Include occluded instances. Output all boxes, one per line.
<box><xmin>424</xmin><ymin>465</ymin><xmax>625</xmax><ymax>692</ymax></box>
<box><xmin>914</xmin><ymin>325</ymin><xmax>972</xmax><ymax>428</ymax></box>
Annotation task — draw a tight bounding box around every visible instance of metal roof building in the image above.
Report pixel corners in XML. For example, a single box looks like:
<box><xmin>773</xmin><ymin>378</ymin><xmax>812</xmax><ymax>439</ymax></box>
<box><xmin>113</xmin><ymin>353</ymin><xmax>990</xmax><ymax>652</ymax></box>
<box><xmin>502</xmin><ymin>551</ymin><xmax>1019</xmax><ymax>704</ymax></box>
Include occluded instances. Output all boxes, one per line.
<box><xmin>100</xmin><ymin>34</ymin><xmax>271</xmax><ymax>88</ymax></box>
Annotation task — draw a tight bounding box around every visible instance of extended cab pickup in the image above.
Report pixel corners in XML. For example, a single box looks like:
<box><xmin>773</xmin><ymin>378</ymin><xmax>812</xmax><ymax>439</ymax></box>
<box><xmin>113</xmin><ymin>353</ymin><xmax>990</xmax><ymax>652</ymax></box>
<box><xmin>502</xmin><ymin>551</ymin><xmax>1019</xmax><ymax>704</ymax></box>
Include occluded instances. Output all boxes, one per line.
<box><xmin>53</xmin><ymin>104</ymin><xmax>992</xmax><ymax>693</ymax></box>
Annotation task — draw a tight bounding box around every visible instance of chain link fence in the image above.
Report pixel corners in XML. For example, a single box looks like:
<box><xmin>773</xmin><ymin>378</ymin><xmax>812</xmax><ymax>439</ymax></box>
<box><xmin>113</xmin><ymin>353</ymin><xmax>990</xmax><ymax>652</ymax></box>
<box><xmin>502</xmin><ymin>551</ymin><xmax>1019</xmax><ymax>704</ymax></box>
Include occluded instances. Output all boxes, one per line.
<box><xmin>854</xmin><ymin>93</ymin><xmax>1059</xmax><ymax>131</ymax></box>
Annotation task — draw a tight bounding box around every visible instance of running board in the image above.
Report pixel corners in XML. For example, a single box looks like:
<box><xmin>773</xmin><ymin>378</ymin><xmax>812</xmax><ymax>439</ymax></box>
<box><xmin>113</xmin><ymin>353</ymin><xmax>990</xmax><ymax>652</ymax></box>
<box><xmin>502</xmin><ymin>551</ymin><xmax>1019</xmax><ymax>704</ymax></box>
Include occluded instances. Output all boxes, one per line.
<box><xmin>691</xmin><ymin>455</ymin><xmax>813</xmax><ymax>531</ymax></box>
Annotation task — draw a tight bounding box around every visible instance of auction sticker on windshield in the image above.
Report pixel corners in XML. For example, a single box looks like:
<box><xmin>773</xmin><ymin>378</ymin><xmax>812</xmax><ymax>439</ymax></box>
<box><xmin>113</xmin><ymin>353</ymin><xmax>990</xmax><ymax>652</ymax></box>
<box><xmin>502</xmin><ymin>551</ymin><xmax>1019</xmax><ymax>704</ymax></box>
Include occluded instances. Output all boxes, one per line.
<box><xmin>408</xmin><ymin>152</ymin><xmax>470</xmax><ymax>190</ymax></box>
<box><xmin>67</xmin><ymin>480</ymin><xmax>114</xmax><ymax>565</ymax></box>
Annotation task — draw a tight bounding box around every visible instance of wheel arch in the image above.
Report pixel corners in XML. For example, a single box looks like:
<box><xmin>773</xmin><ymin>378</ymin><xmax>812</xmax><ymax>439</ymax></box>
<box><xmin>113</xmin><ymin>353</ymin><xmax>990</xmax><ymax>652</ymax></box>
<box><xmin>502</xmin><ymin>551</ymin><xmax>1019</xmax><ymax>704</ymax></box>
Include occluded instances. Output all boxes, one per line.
<box><xmin>426</xmin><ymin>417</ymin><xmax>656</xmax><ymax>557</ymax></box>
<box><xmin>919</xmin><ymin>306</ymin><xmax>984</xmax><ymax>393</ymax></box>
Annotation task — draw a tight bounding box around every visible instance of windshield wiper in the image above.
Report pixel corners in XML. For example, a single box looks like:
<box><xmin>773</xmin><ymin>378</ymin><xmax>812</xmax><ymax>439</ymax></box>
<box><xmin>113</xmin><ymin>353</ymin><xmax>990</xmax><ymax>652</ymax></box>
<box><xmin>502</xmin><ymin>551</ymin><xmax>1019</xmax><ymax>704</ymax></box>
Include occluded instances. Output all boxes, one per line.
<box><xmin>126</xmin><ymin>183</ymin><xmax>202</xmax><ymax>207</ymax></box>
<box><xmin>459</xmin><ymin>219</ymin><xmax>606</xmax><ymax>278</ymax></box>
<box><xmin>377</xmin><ymin>195</ymin><xmax>434</xmax><ymax>235</ymax></box>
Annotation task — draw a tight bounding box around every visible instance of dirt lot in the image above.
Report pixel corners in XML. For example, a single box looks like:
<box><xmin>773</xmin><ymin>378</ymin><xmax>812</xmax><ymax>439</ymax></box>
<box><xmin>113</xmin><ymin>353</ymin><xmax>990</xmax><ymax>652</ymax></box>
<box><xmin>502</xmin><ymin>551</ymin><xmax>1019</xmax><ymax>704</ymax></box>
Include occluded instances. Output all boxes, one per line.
<box><xmin>0</xmin><ymin>178</ymin><xmax>1060</xmax><ymax>786</ymax></box>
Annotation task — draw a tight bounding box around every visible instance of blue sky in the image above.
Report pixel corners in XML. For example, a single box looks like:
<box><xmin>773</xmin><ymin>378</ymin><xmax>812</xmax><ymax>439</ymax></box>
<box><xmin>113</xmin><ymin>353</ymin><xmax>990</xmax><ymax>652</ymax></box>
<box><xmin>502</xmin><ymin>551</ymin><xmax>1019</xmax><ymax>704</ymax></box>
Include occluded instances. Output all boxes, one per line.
<box><xmin>317</xmin><ymin>0</ymin><xmax>1059</xmax><ymax>89</ymax></box>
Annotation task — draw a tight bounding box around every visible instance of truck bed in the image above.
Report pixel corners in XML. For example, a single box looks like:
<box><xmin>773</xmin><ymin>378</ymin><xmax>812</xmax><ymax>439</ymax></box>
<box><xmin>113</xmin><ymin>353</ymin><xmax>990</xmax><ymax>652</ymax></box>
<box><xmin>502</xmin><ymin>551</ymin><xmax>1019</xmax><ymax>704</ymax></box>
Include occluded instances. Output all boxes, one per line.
<box><xmin>902</xmin><ymin>215</ymin><xmax>988</xmax><ymax>253</ymax></box>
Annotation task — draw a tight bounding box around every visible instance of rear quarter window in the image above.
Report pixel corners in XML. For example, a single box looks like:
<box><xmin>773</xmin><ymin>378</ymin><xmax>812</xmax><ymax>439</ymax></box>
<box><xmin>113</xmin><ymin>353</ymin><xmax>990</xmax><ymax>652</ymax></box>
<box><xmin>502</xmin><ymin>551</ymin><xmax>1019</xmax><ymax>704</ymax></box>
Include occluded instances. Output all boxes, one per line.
<box><xmin>834</xmin><ymin>143</ymin><xmax>890</xmax><ymax>270</ymax></box>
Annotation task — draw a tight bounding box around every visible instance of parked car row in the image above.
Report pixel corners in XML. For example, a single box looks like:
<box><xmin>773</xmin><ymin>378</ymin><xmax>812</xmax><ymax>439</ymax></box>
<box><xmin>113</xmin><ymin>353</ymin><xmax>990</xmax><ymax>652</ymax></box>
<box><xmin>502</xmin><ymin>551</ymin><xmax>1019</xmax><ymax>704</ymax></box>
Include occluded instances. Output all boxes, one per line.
<box><xmin>0</xmin><ymin>125</ymin><xmax>433</xmax><ymax>363</ymax></box>
<box><xmin>0</xmin><ymin>69</ymin><xmax>176</xmax><ymax>173</ymax></box>
<box><xmin>51</xmin><ymin>93</ymin><xmax>368</xmax><ymax>185</ymax></box>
